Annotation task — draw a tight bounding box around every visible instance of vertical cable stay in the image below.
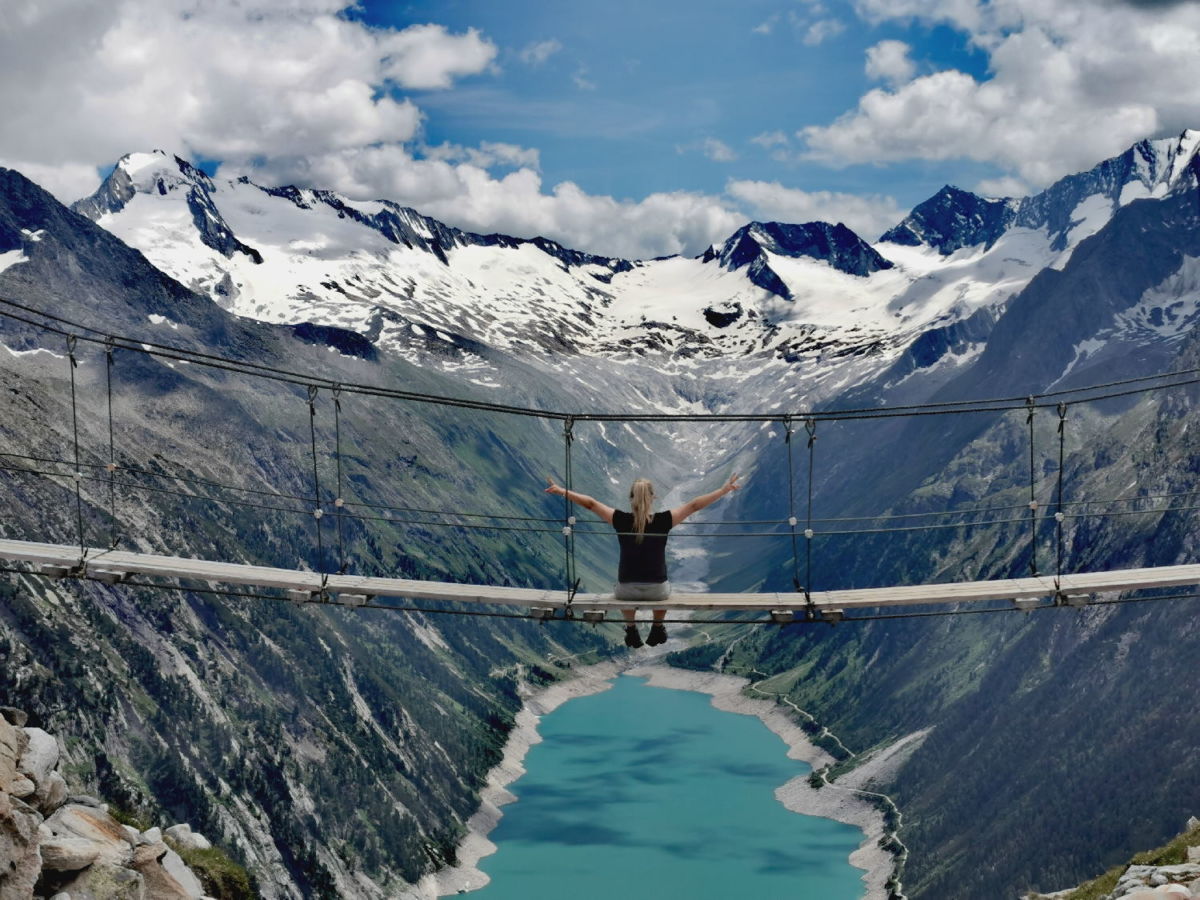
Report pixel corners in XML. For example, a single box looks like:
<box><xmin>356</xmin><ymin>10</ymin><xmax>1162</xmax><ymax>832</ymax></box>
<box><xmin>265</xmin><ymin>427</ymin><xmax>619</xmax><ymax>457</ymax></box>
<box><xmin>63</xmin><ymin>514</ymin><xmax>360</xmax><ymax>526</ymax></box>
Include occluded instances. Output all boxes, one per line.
<box><xmin>1026</xmin><ymin>397</ymin><xmax>1039</xmax><ymax>575</ymax></box>
<box><xmin>1055</xmin><ymin>403</ymin><xmax>1068</xmax><ymax>593</ymax></box>
<box><xmin>562</xmin><ymin>416</ymin><xmax>578</xmax><ymax>610</ymax></box>
<box><xmin>104</xmin><ymin>337</ymin><xmax>119</xmax><ymax>549</ymax></box>
<box><xmin>804</xmin><ymin>417</ymin><xmax>818</xmax><ymax>613</ymax></box>
<box><xmin>331</xmin><ymin>385</ymin><xmax>347</xmax><ymax>575</ymax></box>
<box><xmin>65</xmin><ymin>335</ymin><xmax>86</xmax><ymax>560</ymax></box>
<box><xmin>306</xmin><ymin>385</ymin><xmax>326</xmax><ymax>578</ymax></box>
<box><xmin>782</xmin><ymin>416</ymin><xmax>802</xmax><ymax>592</ymax></box>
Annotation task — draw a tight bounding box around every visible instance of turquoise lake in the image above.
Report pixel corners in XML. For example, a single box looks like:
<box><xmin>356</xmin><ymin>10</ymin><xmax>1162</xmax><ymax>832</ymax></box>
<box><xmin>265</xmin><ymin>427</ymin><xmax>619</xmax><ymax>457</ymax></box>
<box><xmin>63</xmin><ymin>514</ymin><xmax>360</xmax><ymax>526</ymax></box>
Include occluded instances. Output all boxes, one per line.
<box><xmin>473</xmin><ymin>675</ymin><xmax>865</xmax><ymax>899</ymax></box>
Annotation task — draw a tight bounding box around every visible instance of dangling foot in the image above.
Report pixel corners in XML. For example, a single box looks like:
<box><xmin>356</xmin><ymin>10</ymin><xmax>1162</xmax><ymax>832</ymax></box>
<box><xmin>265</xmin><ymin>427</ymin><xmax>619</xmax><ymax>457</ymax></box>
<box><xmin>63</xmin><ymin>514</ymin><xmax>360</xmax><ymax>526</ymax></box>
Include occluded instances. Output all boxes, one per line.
<box><xmin>646</xmin><ymin>623</ymin><xmax>668</xmax><ymax>646</ymax></box>
<box><xmin>624</xmin><ymin>625</ymin><xmax>643</xmax><ymax>648</ymax></box>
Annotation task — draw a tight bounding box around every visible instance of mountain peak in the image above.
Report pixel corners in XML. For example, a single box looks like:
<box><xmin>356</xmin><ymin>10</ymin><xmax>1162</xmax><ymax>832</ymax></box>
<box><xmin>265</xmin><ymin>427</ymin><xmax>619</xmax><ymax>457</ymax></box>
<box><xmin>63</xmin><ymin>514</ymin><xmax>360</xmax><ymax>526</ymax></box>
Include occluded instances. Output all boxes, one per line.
<box><xmin>72</xmin><ymin>151</ymin><xmax>260</xmax><ymax>264</ymax></box>
<box><xmin>883</xmin><ymin>129</ymin><xmax>1200</xmax><ymax>257</ymax></box>
<box><xmin>880</xmin><ymin>186</ymin><xmax>1017</xmax><ymax>255</ymax></box>
<box><xmin>712</xmin><ymin>220</ymin><xmax>894</xmax><ymax>299</ymax></box>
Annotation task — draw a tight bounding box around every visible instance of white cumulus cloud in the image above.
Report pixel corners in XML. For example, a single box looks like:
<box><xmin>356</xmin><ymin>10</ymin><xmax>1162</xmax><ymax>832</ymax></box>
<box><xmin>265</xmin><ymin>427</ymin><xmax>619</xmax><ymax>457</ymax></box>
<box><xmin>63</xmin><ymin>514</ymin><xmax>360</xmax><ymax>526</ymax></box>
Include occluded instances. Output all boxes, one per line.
<box><xmin>865</xmin><ymin>40</ymin><xmax>916</xmax><ymax>86</ymax></box>
<box><xmin>380</xmin><ymin>23</ymin><xmax>497</xmax><ymax>90</ymax></box>
<box><xmin>806</xmin><ymin>0</ymin><xmax>1200</xmax><ymax>187</ymax></box>
<box><xmin>423</xmin><ymin>141</ymin><xmax>541</xmax><ymax>170</ymax></box>
<box><xmin>0</xmin><ymin>0</ymin><xmax>493</xmax><ymax>192</ymax></box>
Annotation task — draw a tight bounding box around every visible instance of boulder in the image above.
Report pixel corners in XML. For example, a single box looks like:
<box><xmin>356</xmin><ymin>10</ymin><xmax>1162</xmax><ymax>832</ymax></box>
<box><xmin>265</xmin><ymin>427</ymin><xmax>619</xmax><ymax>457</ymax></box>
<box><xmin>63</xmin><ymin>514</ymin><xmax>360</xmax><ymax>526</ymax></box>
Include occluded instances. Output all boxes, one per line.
<box><xmin>8</xmin><ymin>775</ymin><xmax>35</xmax><ymax>800</ymax></box>
<box><xmin>40</xmin><ymin>836</ymin><xmax>104</xmax><ymax>871</ymax></box>
<box><xmin>67</xmin><ymin>794</ymin><xmax>107</xmax><ymax>809</ymax></box>
<box><xmin>164</xmin><ymin>824</ymin><xmax>211</xmax><ymax>851</ymax></box>
<box><xmin>0</xmin><ymin>709</ymin><xmax>27</xmax><ymax>728</ymax></box>
<box><xmin>139</xmin><ymin>827</ymin><xmax>162</xmax><ymax>845</ymax></box>
<box><xmin>130</xmin><ymin>842</ymin><xmax>196</xmax><ymax>900</ymax></box>
<box><xmin>0</xmin><ymin>714</ymin><xmax>23</xmax><ymax>793</ymax></box>
<box><xmin>0</xmin><ymin>797</ymin><xmax>43</xmax><ymax>900</ymax></box>
<box><xmin>36</xmin><ymin>771</ymin><xmax>69</xmax><ymax>813</ymax></box>
<box><xmin>56</xmin><ymin>861</ymin><xmax>145</xmax><ymax>899</ymax></box>
<box><xmin>18</xmin><ymin>728</ymin><xmax>59</xmax><ymax>787</ymax></box>
<box><xmin>44</xmin><ymin>804</ymin><xmax>134</xmax><ymax>868</ymax></box>
<box><xmin>162</xmin><ymin>847</ymin><xmax>207</xmax><ymax>898</ymax></box>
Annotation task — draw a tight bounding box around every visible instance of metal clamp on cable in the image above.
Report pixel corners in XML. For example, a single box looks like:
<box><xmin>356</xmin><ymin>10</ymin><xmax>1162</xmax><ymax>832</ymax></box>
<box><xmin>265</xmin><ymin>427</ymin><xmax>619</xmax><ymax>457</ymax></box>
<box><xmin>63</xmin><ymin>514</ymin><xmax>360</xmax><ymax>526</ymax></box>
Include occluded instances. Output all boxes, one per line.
<box><xmin>88</xmin><ymin>568</ymin><xmax>127</xmax><ymax>585</ymax></box>
<box><xmin>1056</xmin><ymin>592</ymin><xmax>1088</xmax><ymax>608</ymax></box>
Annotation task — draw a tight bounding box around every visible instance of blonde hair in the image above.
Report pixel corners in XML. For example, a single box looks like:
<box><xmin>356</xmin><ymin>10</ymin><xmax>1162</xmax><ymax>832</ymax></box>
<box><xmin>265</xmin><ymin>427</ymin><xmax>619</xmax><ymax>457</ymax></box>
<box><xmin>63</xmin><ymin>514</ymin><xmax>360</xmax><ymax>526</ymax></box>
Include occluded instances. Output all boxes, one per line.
<box><xmin>630</xmin><ymin>478</ymin><xmax>654</xmax><ymax>544</ymax></box>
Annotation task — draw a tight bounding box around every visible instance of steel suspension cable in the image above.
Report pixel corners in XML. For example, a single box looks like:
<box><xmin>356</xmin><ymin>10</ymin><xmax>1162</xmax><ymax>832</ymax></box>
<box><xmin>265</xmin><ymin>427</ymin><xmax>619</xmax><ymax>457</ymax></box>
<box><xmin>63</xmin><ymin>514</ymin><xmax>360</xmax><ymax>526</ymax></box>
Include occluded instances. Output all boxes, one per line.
<box><xmin>804</xmin><ymin>417</ymin><xmax>817</xmax><ymax>611</ymax></box>
<box><xmin>783</xmin><ymin>417</ymin><xmax>802</xmax><ymax>591</ymax></box>
<box><xmin>8</xmin><ymin>561</ymin><xmax>1200</xmax><ymax>628</ymax></box>
<box><xmin>9</xmin><ymin>296</ymin><xmax>1200</xmax><ymax>423</ymax></box>
<box><xmin>1025</xmin><ymin>398</ymin><xmax>1039</xmax><ymax>575</ymax></box>
<box><xmin>562</xmin><ymin>417</ymin><xmax>578</xmax><ymax>606</ymax></box>
<box><xmin>331</xmin><ymin>385</ymin><xmax>347</xmax><ymax>574</ymax></box>
<box><xmin>305</xmin><ymin>386</ymin><xmax>327</xmax><ymax>577</ymax></box>
<box><xmin>65</xmin><ymin>335</ymin><xmax>86</xmax><ymax>559</ymax></box>
<box><xmin>104</xmin><ymin>338</ymin><xmax>119</xmax><ymax>549</ymax></box>
<box><xmin>1055</xmin><ymin>403</ymin><xmax>1068</xmax><ymax>591</ymax></box>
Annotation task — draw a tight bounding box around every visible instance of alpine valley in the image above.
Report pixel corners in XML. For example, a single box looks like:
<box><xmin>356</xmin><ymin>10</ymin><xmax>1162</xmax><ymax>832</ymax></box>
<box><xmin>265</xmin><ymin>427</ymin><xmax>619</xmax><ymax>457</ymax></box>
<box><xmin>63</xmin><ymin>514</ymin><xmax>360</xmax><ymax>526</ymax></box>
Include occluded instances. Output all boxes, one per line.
<box><xmin>3</xmin><ymin>128</ymin><xmax>1200</xmax><ymax>898</ymax></box>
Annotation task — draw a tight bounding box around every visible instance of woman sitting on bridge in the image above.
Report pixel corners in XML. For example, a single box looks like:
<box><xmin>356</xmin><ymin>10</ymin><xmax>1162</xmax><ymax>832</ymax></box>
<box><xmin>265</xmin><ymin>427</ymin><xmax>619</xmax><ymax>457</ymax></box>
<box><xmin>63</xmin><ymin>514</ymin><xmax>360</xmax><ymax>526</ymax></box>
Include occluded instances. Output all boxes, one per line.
<box><xmin>545</xmin><ymin>473</ymin><xmax>741</xmax><ymax>647</ymax></box>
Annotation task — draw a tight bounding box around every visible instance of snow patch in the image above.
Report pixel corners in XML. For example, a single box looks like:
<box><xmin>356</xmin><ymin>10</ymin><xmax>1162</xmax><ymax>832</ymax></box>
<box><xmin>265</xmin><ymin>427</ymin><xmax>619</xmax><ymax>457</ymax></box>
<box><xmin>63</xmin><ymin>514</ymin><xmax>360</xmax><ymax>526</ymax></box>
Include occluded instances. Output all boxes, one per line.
<box><xmin>0</xmin><ymin>249</ymin><xmax>27</xmax><ymax>276</ymax></box>
<box><xmin>2</xmin><ymin>344</ymin><xmax>64</xmax><ymax>360</ymax></box>
<box><xmin>1116</xmin><ymin>255</ymin><xmax>1200</xmax><ymax>339</ymax></box>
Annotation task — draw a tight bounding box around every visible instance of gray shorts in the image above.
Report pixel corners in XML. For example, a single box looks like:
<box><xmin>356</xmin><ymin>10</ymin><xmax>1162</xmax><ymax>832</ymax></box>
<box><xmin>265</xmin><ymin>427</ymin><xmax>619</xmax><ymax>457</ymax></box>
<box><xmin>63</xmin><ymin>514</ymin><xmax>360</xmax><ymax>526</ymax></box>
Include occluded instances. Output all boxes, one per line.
<box><xmin>614</xmin><ymin>581</ymin><xmax>671</xmax><ymax>602</ymax></box>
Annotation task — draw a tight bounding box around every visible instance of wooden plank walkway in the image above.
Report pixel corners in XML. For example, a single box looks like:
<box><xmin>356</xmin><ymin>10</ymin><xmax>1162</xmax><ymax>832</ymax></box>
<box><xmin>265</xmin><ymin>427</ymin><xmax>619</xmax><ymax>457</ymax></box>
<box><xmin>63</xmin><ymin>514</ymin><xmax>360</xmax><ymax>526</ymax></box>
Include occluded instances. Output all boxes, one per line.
<box><xmin>2</xmin><ymin>538</ymin><xmax>1199</xmax><ymax>615</ymax></box>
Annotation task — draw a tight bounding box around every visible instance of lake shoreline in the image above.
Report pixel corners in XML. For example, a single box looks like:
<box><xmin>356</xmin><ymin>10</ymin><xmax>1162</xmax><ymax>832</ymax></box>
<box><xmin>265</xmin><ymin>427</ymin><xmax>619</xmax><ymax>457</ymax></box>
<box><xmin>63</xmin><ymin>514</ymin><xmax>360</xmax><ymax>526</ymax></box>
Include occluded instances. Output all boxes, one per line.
<box><xmin>420</xmin><ymin>654</ymin><xmax>896</xmax><ymax>899</ymax></box>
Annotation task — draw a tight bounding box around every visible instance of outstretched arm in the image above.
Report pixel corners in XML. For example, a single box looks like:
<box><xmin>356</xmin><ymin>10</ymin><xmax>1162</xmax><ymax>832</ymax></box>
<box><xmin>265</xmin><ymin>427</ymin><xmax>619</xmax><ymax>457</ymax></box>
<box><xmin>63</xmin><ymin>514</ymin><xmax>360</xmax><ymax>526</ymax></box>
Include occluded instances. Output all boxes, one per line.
<box><xmin>545</xmin><ymin>478</ymin><xmax>616</xmax><ymax>525</ymax></box>
<box><xmin>670</xmin><ymin>473</ymin><xmax>740</xmax><ymax>525</ymax></box>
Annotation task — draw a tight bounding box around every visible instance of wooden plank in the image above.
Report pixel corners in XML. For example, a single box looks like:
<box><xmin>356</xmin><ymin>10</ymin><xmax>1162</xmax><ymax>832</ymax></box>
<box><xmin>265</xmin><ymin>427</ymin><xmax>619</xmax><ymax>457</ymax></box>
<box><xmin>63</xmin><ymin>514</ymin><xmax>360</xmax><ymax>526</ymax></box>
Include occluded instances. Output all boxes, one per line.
<box><xmin>0</xmin><ymin>538</ymin><xmax>1197</xmax><ymax>614</ymax></box>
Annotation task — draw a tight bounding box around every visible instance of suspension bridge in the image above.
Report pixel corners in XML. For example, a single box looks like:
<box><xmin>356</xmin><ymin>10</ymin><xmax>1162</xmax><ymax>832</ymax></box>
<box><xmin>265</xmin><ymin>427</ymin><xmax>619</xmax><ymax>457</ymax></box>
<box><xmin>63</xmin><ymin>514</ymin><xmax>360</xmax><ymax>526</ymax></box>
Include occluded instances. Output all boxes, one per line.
<box><xmin>3</xmin><ymin>293</ymin><xmax>1200</xmax><ymax>627</ymax></box>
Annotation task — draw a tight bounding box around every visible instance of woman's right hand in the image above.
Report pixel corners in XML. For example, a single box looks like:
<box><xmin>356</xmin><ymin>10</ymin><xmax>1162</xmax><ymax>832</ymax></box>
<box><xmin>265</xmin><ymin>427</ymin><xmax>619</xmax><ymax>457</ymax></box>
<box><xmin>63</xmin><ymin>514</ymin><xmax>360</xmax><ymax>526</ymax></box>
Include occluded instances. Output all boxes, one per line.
<box><xmin>724</xmin><ymin>472</ymin><xmax>741</xmax><ymax>493</ymax></box>
<box><xmin>545</xmin><ymin>477</ymin><xmax>565</xmax><ymax>496</ymax></box>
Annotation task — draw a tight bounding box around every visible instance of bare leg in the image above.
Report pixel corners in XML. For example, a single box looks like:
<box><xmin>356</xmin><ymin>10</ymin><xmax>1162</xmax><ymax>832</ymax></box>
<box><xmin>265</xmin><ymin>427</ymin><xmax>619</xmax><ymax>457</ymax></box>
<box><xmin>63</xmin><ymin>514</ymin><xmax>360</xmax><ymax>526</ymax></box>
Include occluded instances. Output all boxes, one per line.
<box><xmin>623</xmin><ymin>608</ymin><xmax>637</xmax><ymax>624</ymax></box>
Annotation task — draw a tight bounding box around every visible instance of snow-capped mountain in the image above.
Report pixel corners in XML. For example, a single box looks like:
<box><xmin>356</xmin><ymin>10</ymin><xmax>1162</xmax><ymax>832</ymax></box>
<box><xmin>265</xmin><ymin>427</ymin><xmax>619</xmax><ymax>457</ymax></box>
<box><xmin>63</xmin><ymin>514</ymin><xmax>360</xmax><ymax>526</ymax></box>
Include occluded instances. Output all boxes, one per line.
<box><xmin>884</xmin><ymin>131</ymin><xmax>1200</xmax><ymax>256</ymax></box>
<box><xmin>69</xmin><ymin>131</ymin><xmax>1200</xmax><ymax>414</ymax></box>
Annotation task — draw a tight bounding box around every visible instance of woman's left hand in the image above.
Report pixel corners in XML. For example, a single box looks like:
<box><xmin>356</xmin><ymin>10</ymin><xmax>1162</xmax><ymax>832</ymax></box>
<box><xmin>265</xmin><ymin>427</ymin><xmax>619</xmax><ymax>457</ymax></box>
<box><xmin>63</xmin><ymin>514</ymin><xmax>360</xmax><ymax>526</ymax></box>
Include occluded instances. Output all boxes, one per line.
<box><xmin>545</xmin><ymin>477</ymin><xmax>565</xmax><ymax>495</ymax></box>
<box><xmin>724</xmin><ymin>473</ymin><xmax>741</xmax><ymax>493</ymax></box>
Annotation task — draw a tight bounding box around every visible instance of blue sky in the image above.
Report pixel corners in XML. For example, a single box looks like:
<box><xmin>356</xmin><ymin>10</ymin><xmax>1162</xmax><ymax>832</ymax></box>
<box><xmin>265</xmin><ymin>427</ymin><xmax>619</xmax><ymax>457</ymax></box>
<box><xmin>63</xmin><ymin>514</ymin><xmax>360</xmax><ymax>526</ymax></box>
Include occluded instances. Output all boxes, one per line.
<box><xmin>1</xmin><ymin>0</ymin><xmax>1198</xmax><ymax>259</ymax></box>
<box><xmin>359</xmin><ymin>0</ymin><xmax>994</xmax><ymax>209</ymax></box>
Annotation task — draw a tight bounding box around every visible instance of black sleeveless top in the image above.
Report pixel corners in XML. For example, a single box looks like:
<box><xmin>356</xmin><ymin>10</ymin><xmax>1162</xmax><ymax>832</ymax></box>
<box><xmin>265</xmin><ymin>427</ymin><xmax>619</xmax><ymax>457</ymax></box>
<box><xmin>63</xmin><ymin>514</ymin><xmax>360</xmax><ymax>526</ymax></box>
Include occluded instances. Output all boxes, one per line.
<box><xmin>612</xmin><ymin>510</ymin><xmax>673</xmax><ymax>583</ymax></box>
